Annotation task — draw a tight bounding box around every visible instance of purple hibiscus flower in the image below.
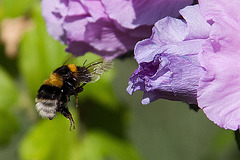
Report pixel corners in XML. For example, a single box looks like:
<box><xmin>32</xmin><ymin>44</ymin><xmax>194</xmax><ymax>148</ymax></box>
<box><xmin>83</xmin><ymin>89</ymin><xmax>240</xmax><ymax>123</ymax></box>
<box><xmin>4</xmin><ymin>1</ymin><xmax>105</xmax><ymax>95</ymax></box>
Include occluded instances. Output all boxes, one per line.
<box><xmin>41</xmin><ymin>0</ymin><xmax>193</xmax><ymax>59</ymax></box>
<box><xmin>127</xmin><ymin>5</ymin><xmax>210</xmax><ymax>105</ymax></box>
<box><xmin>128</xmin><ymin>0</ymin><xmax>240</xmax><ymax>131</ymax></box>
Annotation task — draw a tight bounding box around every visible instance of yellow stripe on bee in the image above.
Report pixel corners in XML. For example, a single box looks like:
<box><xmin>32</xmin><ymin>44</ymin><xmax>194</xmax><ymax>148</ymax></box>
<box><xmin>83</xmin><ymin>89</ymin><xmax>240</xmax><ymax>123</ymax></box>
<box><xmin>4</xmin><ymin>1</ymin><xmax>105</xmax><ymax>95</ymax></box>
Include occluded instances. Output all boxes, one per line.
<box><xmin>68</xmin><ymin>64</ymin><xmax>77</xmax><ymax>72</ymax></box>
<box><xmin>43</xmin><ymin>73</ymin><xmax>63</xmax><ymax>88</ymax></box>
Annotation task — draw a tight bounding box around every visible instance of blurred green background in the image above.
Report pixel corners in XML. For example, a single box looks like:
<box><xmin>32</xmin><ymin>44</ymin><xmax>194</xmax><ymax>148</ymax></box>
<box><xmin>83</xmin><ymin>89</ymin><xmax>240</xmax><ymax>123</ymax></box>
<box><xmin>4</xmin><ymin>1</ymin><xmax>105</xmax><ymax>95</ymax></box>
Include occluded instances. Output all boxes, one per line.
<box><xmin>0</xmin><ymin>0</ymin><xmax>240</xmax><ymax>160</ymax></box>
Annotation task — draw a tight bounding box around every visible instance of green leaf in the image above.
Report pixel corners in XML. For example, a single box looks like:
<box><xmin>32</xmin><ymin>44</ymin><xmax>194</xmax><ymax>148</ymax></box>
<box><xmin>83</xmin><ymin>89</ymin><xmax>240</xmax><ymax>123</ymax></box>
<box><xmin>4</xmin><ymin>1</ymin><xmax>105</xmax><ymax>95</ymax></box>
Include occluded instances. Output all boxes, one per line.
<box><xmin>73</xmin><ymin>131</ymin><xmax>142</xmax><ymax>160</ymax></box>
<box><xmin>0</xmin><ymin>109</ymin><xmax>18</xmax><ymax>146</ymax></box>
<box><xmin>19</xmin><ymin>4</ymin><xmax>67</xmax><ymax>97</ymax></box>
<box><xmin>0</xmin><ymin>66</ymin><xmax>18</xmax><ymax>108</ymax></box>
<box><xmin>1</xmin><ymin>0</ymin><xmax>33</xmax><ymax>18</ymax></box>
<box><xmin>79</xmin><ymin>73</ymin><xmax>118</xmax><ymax>109</ymax></box>
<box><xmin>19</xmin><ymin>113</ymin><xmax>79</xmax><ymax>160</ymax></box>
<box><xmin>19</xmin><ymin>115</ymin><xmax>141</xmax><ymax>160</ymax></box>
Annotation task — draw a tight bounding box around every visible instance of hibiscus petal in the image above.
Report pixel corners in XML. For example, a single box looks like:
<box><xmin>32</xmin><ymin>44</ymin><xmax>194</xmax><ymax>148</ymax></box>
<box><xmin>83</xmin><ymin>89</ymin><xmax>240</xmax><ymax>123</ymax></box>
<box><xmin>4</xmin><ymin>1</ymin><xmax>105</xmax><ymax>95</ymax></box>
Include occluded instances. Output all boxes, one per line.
<box><xmin>103</xmin><ymin>0</ymin><xmax>193</xmax><ymax>29</ymax></box>
<box><xmin>200</xmin><ymin>0</ymin><xmax>240</xmax><ymax>23</ymax></box>
<box><xmin>179</xmin><ymin>5</ymin><xmax>211</xmax><ymax>40</ymax></box>
<box><xmin>66</xmin><ymin>18</ymin><xmax>151</xmax><ymax>58</ymax></box>
<box><xmin>80</xmin><ymin>0</ymin><xmax>108</xmax><ymax>20</ymax></box>
<box><xmin>41</xmin><ymin>0</ymin><xmax>67</xmax><ymax>40</ymax></box>
<box><xmin>134</xmin><ymin>17</ymin><xmax>188</xmax><ymax>64</ymax></box>
<box><xmin>197</xmin><ymin>0</ymin><xmax>240</xmax><ymax>130</ymax></box>
<box><xmin>198</xmin><ymin>39</ymin><xmax>240</xmax><ymax>130</ymax></box>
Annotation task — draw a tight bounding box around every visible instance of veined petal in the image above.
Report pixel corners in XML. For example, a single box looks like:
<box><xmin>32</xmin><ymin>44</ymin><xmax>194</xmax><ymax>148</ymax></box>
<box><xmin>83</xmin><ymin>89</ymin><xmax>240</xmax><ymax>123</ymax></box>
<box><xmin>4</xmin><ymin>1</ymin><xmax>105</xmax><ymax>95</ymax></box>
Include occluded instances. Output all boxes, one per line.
<box><xmin>198</xmin><ymin>39</ymin><xmax>240</xmax><ymax>130</ymax></box>
<box><xmin>128</xmin><ymin>39</ymin><xmax>205</xmax><ymax>105</ymax></box>
<box><xmin>128</xmin><ymin>5</ymin><xmax>210</xmax><ymax>105</ymax></box>
<box><xmin>197</xmin><ymin>0</ymin><xmax>240</xmax><ymax>130</ymax></box>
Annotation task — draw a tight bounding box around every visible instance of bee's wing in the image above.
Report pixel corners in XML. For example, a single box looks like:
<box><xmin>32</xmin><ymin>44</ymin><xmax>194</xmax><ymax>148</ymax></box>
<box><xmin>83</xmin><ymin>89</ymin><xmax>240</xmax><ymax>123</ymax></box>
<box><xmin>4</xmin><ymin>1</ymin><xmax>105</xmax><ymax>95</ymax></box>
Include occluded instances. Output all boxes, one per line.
<box><xmin>78</xmin><ymin>59</ymin><xmax>114</xmax><ymax>83</ymax></box>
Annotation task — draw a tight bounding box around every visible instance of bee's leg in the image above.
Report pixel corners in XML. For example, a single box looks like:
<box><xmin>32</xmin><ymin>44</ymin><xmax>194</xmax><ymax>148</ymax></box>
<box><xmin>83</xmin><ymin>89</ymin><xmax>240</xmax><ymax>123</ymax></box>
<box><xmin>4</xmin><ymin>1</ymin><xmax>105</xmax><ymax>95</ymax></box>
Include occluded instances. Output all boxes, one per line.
<box><xmin>58</xmin><ymin>106</ymin><xmax>75</xmax><ymax>131</ymax></box>
<box><xmin>74</xmin><ymin>87</ymin><xmax>82</xmax><ymax>108</ymax></box>
<box><xmin>76</xmin><ymin>83</ymin><xmax>87</xmax><ymax>93</ymax></box>
<box><xmin>68</xmin><ymin>115</ymin><xmax>75</xmax><ymax>131</ymax></box>
<box><xmin>64</xmin><ymin>110</ymin><xmax>75</xmax><ymax>131</ymax></box>
<box><xmin>74</xmin><ymin>83</ymin><xmax>87</xmax><ymax>108</ymax></box>
<box><xmin>75</xmin><ymin>93</ymin><xmax>79</xmax><ymax>108</ymax></box>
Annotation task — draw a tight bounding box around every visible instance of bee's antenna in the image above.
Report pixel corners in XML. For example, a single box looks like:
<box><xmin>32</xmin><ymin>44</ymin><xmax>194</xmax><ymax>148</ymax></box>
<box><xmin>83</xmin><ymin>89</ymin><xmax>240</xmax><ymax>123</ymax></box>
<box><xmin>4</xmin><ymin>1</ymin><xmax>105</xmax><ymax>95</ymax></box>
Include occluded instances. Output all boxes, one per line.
<box><xmin>63</xmin><ymin>57</ymin><xmax>70</xmax><ymax>65</ymax></box>
<box><xmin>83</xmin><ymin>60</ymin><xmax>87</xmax><ymax>66</ymax></box>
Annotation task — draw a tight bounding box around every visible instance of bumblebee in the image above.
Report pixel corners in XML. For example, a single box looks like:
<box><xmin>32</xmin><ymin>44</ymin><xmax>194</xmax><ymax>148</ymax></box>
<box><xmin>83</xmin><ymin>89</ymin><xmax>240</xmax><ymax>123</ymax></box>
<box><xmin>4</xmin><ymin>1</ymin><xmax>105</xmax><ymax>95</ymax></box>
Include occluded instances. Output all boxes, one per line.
<box><xmin>35</xmin><ymin>59</ymin><xmax>113</xmax><ymax>130</ymax></box>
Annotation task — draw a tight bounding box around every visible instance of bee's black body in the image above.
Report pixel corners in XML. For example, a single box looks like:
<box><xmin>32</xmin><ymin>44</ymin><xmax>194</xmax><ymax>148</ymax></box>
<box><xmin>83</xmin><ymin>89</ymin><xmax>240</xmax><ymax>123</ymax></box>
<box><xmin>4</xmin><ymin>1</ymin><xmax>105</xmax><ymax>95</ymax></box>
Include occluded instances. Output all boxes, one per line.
<box><xmin>35</xmin><ymin>59</ymin><xmax>113</xmax><ymax>130</ymax></box>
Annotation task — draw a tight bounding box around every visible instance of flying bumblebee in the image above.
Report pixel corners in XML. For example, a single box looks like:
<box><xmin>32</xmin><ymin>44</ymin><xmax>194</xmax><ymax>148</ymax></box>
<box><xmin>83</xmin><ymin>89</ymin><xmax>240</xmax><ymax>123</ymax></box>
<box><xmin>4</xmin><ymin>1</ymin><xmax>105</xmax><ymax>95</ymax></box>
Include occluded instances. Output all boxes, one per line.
<box><xmin>35</xmin><ymin>59</ymin><xmax>113</xmax><ymax>130</ymax></box>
